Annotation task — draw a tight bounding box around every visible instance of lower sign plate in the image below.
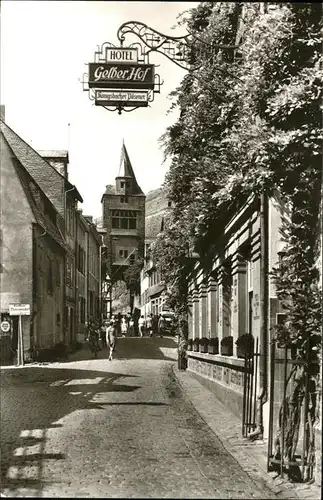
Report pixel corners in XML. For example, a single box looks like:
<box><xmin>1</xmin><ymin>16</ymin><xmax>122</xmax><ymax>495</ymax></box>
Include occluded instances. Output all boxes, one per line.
<box><xmin>95</xmin><ymin>89</ymin><xmax>149</xmax><ymax>107</ymax></box>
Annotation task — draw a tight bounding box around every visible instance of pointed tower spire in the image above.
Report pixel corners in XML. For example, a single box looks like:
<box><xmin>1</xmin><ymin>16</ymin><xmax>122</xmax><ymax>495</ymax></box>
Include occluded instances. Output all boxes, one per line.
<box><xmin>117</xmin><ymin>142</ymin><xmax>144</xmax><ymax>195</ymax></box>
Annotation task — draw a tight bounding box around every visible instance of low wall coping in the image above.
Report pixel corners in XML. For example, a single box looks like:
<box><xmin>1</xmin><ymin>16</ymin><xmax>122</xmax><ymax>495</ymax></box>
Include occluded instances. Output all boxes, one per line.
<box><xmin>187</xmin><ymin>351</ymin><xmax>245</xmax><ymax>368</ymax></box>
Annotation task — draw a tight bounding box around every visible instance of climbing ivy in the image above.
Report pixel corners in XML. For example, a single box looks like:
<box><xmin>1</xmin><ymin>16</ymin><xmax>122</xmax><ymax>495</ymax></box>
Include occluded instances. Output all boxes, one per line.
<box><xmin>154</xmin><ymin>1</ymin><xmax>322</xmax><ymax>474</ymax></box>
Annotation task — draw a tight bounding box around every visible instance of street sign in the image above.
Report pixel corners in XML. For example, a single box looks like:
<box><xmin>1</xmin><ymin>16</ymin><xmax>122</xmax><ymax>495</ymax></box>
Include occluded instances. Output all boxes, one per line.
<box><xmin>9</xmin><ymin>304</ymin><xmax>30</xmax><ymax>316</ymax></box>
<box><xmin>88</xmin><ymin>63</ymin><xmax>155</xmax><ymax>89</ymax></box>
<box><xmin>95</xmin><ymin>89</ymin><xmax>149</xmax><ymax>108</ymax></box>
<box><xmin>0</xmin><ymin>321</ymin><xmax>10</xmax><ymax>333</ymax></box>
<box><xmin>105</xmin><ymin>47</ymin><xmax>138</xmax><ymax>64</ymax></box>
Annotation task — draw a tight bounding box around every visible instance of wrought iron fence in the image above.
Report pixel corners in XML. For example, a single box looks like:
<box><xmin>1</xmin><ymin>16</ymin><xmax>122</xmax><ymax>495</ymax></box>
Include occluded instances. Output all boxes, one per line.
<box><xmin>242</xmin><ymin>337</ymin><xmax>259</xmax><ymax>437</ymax></box>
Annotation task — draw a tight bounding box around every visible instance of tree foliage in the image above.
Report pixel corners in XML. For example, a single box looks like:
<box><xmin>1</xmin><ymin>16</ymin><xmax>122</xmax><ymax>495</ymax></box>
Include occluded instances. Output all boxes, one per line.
<box><xmin>123</xmin><ymin>259</ymin><xmax>144</xmax><ymax>296</ymax></box>
<box><xmin>155</xmin><ymin>1</ymin><xmax>322</xmax><ymax>345</ymax></box>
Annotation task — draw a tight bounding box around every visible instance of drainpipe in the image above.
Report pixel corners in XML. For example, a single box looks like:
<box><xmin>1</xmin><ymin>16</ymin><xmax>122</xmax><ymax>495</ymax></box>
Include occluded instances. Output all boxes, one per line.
<box><xmin>248</xmin><ymin>192</ymin><xmax>268</xmax><ymax>440</ymax></box>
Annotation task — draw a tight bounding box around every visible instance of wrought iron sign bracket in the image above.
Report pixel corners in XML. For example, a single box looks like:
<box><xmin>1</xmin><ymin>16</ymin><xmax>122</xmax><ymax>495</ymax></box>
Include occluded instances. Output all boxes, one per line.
<box><xmin>117</xmin><ymin>21</ymin><xmax>198</xmax><ymax>72</ymax></box>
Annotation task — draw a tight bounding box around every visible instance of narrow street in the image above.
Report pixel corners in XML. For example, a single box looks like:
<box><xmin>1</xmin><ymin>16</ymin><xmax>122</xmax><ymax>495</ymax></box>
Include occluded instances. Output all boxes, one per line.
<box><xmin>0</xmin><ymin>337</ymin><xmax>276</xmax><ymax>499</ymax></box>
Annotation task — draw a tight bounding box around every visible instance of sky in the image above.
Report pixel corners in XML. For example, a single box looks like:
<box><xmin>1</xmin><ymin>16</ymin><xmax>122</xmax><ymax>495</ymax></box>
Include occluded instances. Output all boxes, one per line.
<box><xmin>0</xmin><ymin>0</ymin><xmax>198</xmax><ymax>218</ymax></box>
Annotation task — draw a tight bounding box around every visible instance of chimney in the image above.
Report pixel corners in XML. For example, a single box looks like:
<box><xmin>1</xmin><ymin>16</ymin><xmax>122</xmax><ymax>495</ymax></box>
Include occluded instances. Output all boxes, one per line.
<box><xmin>0</xmin><ymin>105</ymin><xmax>5</xmax><ymax>121</ymax></box>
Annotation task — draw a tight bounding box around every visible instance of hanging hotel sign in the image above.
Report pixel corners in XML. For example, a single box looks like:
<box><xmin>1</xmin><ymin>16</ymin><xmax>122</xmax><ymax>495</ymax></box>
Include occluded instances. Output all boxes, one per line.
<box><xmin>95</xmin><ymin>90</ymin><xmax>148</xmax><ymax>108</ymax></box>
<box><xmin>83</xmin><ymin>42</ymin><xmax>163</xmax><ymax>114</ymax></box>
<box><xmin>88</xmin><ymin>63</ymin><xmax>155</xmax><ymax>89</ymax></box>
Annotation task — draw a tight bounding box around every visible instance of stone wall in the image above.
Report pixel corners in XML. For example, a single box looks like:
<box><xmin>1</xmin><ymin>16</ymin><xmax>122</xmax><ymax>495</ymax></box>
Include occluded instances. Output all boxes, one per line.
<box><xmin>187</xmin><ymin>352</ymin><xmax>245</xmax><ymax>419</ymax></box>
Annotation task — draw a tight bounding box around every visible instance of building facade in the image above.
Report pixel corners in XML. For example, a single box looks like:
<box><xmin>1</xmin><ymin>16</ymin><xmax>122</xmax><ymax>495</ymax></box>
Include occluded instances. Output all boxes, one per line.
<box><xmin>0</xmin><ymin>120</ymin><xmax>66</xmax><ymax>363</ymax></box>
<box><xmin>139</xmin><ymin>188</ymin><xmax>170</xmax><ymax>316</ymax></box>
<box><xmin>186</xmin><ymin>195</ymin><xmax>285</xmax><ymax>428</ymax></box>
<box><xmin>0</xmin><ymin>113</ymin><xmax>101</xmax><ymax>363</ymax></box>
<box><xmin>75</xmin><ymin>212</ymin><xmax>102</xmax><ymax>341</ymax></box>
<box><xmin>101</xmin><ymin>143</ymin><xmax>145</xmax><ymax>314</ymax></box>
<box><xmin>38</xmin><ymin>151</ymin><xmax>83</xmax><ymax>347</ymax></box>
<box><xmin>185</xmin><ymin>192</ymin><xmax>322</xmax><ymax>481</ymax></box>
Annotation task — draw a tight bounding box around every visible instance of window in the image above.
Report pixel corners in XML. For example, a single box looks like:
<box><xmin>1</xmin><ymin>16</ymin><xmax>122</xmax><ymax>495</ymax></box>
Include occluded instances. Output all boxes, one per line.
<box><xmin>79</xmin><ymin>296</ymin><xmax>85</xmax><ymax>323</ymax></box>
<box><xmin>121</xmin><ymin>182</ymin><xmax>125</xmax><ymax>188</ymax></box>
<box><xmin>66</xmin><ymin>257</ymin><xmax>73</xmax><ymax>287</ymax></box>
<box><xmin>111</xmin><ymin>210</ymin><xmax>137</xmax><ymax>229</ymax></box>
<box><xmin>120</xmin><ymin>196</ymin><xmax>124</xmax><ymax>203</ymax></box>
<box><xmin>77</xmin><ymin>244</ymin><xmax>85</xmax><ymax>274</ymax></box>
<box><xmin>118</xmin><ymin>249</ymin><xmax>129</xmax><ymax>259</ymax></box>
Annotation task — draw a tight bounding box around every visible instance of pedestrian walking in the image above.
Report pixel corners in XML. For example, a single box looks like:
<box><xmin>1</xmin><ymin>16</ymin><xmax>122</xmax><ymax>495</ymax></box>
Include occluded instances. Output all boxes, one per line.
<box><xmin>158</xmin><ymin>314</ymin><xmax>166</xmax><ymax>338</ymax></box>
<box><xmin>86</xmin><ymin>319</ymin><xmax>99</xmax><ymax>358</ymax></box>
<box><xmin>152</xmin><ymin>314</ymin><xmax>159</xmax><ymax>337</ymax></box>
<box><xmin>121</xmin><ymin>316</ymin><xmax>128</xmax><ymax>337</ymax></box>
<box><xmin>138</xmin><ymin>315</ymin><xmax>146</xmax><ymax>337</ymax></box>
<box><xmin>146</xmin><ymin>313</ymin><xmax>153</xmax><ymax>337</ymax></box>
<box><xmin>100</xmin><ymin>320</ymin><xmax>107</xmax><ymax>348</ymax></box>
<box><xmin>128</xmin><ymin>316</ymin><xmax>134</xmax><ymax>336</ymax></box>
<box><xmin>106</xmin><ymin>319</ymin><xmax>117</xmax><ymax>361</ymax></box>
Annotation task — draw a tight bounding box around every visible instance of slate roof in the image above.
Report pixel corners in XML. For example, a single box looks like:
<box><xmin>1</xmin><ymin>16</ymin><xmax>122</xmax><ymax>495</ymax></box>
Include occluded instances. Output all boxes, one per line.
<box><xmin>0</xmin><ymin>120</ymin><xmax>82</xmax><ymax>213</ymax></box>
<box><xmin>117</xmin><ymin>142</ymin><xmax>144</xmax><ymax>195</ymax></box>
<box><xmin>13</xmin><ymin>157</ymin><xmax>67</xmax><ymax>249</ymax></box>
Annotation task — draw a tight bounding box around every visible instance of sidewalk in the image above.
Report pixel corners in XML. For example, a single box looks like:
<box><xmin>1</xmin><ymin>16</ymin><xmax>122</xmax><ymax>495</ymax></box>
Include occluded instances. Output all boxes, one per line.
<box><xmin>173</xmin><ymin>366</ymin><xmax>321</xmax><ymax>500</ymax></box>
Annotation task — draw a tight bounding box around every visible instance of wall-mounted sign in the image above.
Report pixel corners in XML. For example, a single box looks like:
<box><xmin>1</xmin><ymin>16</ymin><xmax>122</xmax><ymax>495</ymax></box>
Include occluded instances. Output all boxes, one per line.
<box><xmin>9</xmin><ymin>303</ymin><xmax>30</xmax><ymax>316</ymax></box>
<box><xmin>95</xmin><ymin>89</ymin><xmax>149</xmax><ymax>107</ymax></box>
<box><xmin>88</xmin><ymin>63</ymin><xmax>155</xmax><ymax>89</ymax></box>
<box><xmin>0</xmin><ymin>320</ymin><xmax>10</xmax><ymax>333</ymax></box>
<box><xmin>105</xmin><ymin>47</ymin><xmax>138</xmax><ymax>64</ymax></box>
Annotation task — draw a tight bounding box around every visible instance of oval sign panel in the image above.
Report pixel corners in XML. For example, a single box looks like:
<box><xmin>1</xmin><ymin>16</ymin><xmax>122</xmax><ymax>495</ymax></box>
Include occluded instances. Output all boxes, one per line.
<box><xmin>1</xmin><ymin>320</ymin><xmax>11</xmax><ymax>333</ymax></box>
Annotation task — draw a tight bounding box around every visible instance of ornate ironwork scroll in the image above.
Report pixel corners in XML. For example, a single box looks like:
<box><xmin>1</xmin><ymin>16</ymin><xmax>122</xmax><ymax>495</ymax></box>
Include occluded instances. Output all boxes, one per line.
<box><xmin>117</xmin><ymin>21</ymin><xmax>197</xmax><ymax>71</ymax></box>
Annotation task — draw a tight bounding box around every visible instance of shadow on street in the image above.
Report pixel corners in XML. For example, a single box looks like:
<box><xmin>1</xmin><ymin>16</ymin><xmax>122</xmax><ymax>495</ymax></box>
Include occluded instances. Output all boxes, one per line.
<box><xmin>0</xmin><ymin>366</ymin><xmax>139</xmax><ymax>497</ymax></box>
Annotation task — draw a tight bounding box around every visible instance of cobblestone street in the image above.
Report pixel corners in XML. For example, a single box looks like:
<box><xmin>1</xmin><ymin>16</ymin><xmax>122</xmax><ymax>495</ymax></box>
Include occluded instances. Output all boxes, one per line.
<box><xmin>1</xmin><ymin>338</ymin><xmax>279</xmax><ymax>498</ymax></box>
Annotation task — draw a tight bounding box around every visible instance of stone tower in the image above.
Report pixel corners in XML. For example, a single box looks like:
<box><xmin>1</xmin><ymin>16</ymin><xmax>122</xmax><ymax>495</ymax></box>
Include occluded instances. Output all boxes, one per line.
<box><xmin>101</xmin><ymin>142</ymin><xmax>145</xmax><ymax>283</ymax></box>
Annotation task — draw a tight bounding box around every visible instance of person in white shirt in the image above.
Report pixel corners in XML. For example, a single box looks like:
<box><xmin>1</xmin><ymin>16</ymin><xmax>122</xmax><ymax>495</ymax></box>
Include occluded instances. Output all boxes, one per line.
<box><xmin>106</xmin><ymin>320</ymin><xmax>117</xmax><ymax>361</ymax></box>
<box><xmin>138</xmin><ymin>315</ymin><xmax>146</xmax><ymax>338</ymax></box>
